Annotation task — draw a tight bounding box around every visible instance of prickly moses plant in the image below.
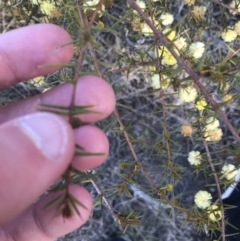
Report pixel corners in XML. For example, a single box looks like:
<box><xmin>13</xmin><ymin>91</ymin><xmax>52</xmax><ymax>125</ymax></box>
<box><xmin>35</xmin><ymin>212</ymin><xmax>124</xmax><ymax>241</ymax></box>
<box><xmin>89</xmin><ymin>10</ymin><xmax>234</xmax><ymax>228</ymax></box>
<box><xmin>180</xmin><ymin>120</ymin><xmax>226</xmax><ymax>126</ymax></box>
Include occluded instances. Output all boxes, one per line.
<box><xmin>2</xmin><ymin>0</ymin><xmax>240</xmax><ymax>240</ymax></box>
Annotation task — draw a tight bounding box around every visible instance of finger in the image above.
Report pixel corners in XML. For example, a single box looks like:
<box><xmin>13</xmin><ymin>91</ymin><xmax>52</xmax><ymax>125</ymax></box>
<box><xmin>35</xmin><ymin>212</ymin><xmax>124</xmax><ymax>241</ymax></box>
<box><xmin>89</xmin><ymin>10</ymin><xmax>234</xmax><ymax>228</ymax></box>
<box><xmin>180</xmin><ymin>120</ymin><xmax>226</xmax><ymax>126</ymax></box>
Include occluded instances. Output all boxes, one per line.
<box><xmin>2</xmin><ymin>186</ymin><xmax>92</xmax><ymax>241</ymax></box>
<box><xmin>73</xmin><ymin>125</ymin><xmax>109</xmax><ymax>171</ymax></box>
<box><xmin>0</xmin><ymin>112</ymin><xmax>75</xmax><ymax>225</ymax></box>
<box><xmin>0</xmin><ymin>23</ymin><xmax>74</xmax><ymax>89</ymax></box>
<box><xmin>0</xmin><ymin>75</ymin><xmax>116</xmax><ymax>124</ymax></box>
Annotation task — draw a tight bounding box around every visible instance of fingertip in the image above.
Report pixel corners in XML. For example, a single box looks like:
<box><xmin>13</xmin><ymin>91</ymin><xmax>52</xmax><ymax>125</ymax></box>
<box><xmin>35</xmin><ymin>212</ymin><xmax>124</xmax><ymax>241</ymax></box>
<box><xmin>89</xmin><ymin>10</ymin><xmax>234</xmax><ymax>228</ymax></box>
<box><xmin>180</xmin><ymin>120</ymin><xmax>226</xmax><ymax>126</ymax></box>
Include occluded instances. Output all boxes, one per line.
<box><xmin>75</xmin><ymin>75</ymin><xmax>116</xmax><ymax>123</ymax></box>
<box><xmin>73</xmin><ymin>125</ymin><xmax>109</xmax><ymax>171</ymax></box>
<box><xmin>0</xmin><ymin>23</ymin><xmax>74</xmax><ymax>88</ymax></box>
<box><xmin>36</xmin><ymin>185</ymin><xmax>92</xmax><ymax>238</ymax></box>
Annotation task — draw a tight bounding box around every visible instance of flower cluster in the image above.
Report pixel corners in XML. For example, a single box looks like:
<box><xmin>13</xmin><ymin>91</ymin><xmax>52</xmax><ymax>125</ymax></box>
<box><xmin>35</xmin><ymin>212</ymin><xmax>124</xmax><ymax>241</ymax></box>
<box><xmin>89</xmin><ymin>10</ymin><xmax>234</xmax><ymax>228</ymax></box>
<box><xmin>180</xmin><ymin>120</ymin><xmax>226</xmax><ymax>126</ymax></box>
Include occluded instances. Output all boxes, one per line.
<box><xmin>204</xmin><ymin>117</ymin><xmax>223</xmax><ymax>142</ymax></box>
<box><xmin>220</xmin><ymin>1</ymin><xmax>240</xmax><ymax>42</ymax></box>
<box><xmin>207</xmin><ymin>205</ymin><xmax>222</xmax><ymax>222</ymax></box>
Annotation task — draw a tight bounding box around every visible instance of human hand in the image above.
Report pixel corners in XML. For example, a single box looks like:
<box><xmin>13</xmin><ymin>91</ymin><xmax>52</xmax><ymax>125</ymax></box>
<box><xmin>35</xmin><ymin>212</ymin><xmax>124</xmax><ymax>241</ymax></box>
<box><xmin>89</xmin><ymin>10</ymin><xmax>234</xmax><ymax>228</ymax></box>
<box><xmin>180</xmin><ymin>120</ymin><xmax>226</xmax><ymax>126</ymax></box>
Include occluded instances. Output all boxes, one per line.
<box><xmin>0</xmin><ymin>24</ymin><xmax>115</xmax><ymax>241</ymax></box>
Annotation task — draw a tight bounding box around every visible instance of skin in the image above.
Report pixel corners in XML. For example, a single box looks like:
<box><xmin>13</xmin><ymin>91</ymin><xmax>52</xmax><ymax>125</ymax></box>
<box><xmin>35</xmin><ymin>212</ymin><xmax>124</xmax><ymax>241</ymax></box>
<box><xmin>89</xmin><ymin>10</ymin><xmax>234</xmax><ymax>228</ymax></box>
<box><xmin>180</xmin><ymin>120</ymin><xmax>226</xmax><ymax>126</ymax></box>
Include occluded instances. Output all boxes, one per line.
<box><xmin>0</xmin><ymin>24</ymin><xmax>115</xmax><ymax>241</ymax></box>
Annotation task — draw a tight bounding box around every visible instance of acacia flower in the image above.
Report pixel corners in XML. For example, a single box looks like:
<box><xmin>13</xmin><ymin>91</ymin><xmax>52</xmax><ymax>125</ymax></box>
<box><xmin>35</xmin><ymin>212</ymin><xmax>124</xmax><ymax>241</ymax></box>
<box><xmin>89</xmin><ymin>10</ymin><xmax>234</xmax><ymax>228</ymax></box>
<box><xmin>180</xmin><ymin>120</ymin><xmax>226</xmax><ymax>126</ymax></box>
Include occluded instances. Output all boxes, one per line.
<box><xmin>133</xmin><ymin>0</ymin><xmax>146</xmax><ymax>14</ymax></box>
<box><xmin>141</xmin><ymin>22</ymin><xmax>153</xmax><ymax>35</ymax></box>
<box><xmin>191</xmin><ymin>6</ymin><xmax>206</xmax><ymax>21</ymax></box>
<box><xmin>204</xmin><ymin>128</ymin><xmax>223</xmax><ymax>142</ymax></box>
<box><xmin>222</xmin><ymin>93</ymin><xmax>233</xmax><ymax>102</ymax></box>
<box><xmin>221</xmin><ymin>28</ymin><xmax>238</xmax><ymax>42</ymax></box>
<box><xmin>160</xmin><ymin>13</ymin><xmax>174</xmax><ymax>26</ymax></box>
<box><xmin>194</xmin><ymin>191</ymin><xmax>212</xmax><ymax>209</ymax></box>
<box><xmin>221</xmin><ymin>164</ymin><xmax>238</xmax><ymax>181</ymax></box>
<box><xmin>207</xmin><ymin>205</ymin><xmax>222</xmax><ymax>222</ymax></box>
<box><xmin>188</xmin><ymin>151</ymin><xmax>202</xmax><ymax>166</ymax></box>
<box><xmin>183</xmin><ymin>0</ymin><xmax>195</xmax><ymax>6</ymax></box>
<box><xmin>158</xmin><ymin>46</ymin><xmax>178</xmax><ymax>65</ymax></box>
<box><xmin>178</xmin><ymin>86</ymin><xmax>198</xmax><ymax>102</ymax></box>
<box><xmin>204</xmin><ymin>117</ymin><xmax>219</xmax><ymax>132</ymax></box>
<box><xmin>235</xmin><ymin>21</ymin><xmax>240</xmax><ymax>35</ymax></box>
<box><xmin>229</xmin><ymin>0</ymin><xmax>240</xmax><ymax>15</ymax></box>
<box><xmin>195</xmin><ymin>99</ymin><xmax>207</xmax><ymax>110</ymax></box>
<box><xmin>141</xmin><ymin>20</ymin><xmax>161</xmax><ymax>36</ymax></box>
<box><xmin>151</xmin><ymin>74</ymin><xmax>170</xmax><ymax>89</ymax></box>
<box><xmin>40</xmin><ymin>1</ymin><xmax>56</xmax><ymax>16</ymax></box>
<box><xmin>174</xmin><ymin>37</ymin><xmax>187</xmax><ymax>50</ymax></box>
<box><xmin>96</xmin><ymin>21</ymin><xmax>105</xmax><ymax>28</ymax></box>
<box><xmin>83</xmin><ymin>0</ymin><xmax>105</xmax><ymax>17</ymax></box>
<box><xmin>131</xmin><ymin>17</ymin><xmax>142</xmax><ymax>32</ymax></box>
<box><xmin>163</xmin><ymin>28</ymin><xmax>176</xmax><ymax>41</ymax></box>
<box><xmin>181</xmin><ymin>123</ymin><xmax>193</xmax><ymax>137</ymax></box>
<box><xmin>188</xmin><ymin>42</ymin><xmax>205</xmax><ymax>59</ymax></box>
<box><xmin>136</xmin><ymin>0</ymin><xmax>146</xmax><ymax>9</ymax></box>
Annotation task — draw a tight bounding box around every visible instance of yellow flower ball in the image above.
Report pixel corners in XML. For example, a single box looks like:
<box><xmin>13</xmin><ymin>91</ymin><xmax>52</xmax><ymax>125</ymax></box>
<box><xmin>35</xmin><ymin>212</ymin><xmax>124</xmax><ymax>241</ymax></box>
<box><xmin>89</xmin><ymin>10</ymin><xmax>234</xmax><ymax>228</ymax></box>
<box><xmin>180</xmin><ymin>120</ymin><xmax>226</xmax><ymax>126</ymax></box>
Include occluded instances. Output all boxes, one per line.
<box><xmin>133</xmin><ymin>0</ymin><xmax>146</xmax><ymax>14</ymax></box>
<box><xmin>221</xmin><ymin>29</ymin><xmax>238</xmax><ymax>42</ymax></box>
<box><xmin>188</xmin><ymin>151</ymin><xmax>202</xmax><ymax>166</ymax></box>
<box><xmin>204</xmin><ymin>128</ymin><xmax>223</xmax><ymax>142</ymax></box>
<box><xmin>96</xmin><ymin>21</ymin><xmax>105</xmax><ymax>28</ymax></box>
<box><xmin>194</xmin><ymin>190</ymin><xmax>212</xmax><ymax>209</ymax></box>
<box><xmin>151</xmin><ymin>74</ymin><xmax>171</xmax><ymax>89</ymax></box>
<box><xmin>221</xmin><ymin>164</ymin><xmax>238</xmax><ymax>181</ymax></box>
<box><xmin>222</xmin><ymin>93</ymin><xmax>233</xmax><ymax>102</ymax></box>
<box><xmin>204</xmin><ymin>117</ymin><xmax>219</xmax><ymax>132</ymax></box>
<box><xmin>174</xmin><ymin>37</ymin><xmax>187</xmax><ymax>50</ymax></box>
<box><xmin>188</xmin><ymin>42</ymin><xmax>205</xmax><ymax>59</ymax></box>
<box><xmin>158</xmin><ymin>46</ymin><xmax>178</xmax><ymax>65</ymax></box>
<box><xmin>181</xmin><ymin>123</ymin><xmax>193</xmax><ymax>137</ymax></box>
<box><xmin>136</xmin><ymin>0</ymin><xmax>146</xmax><ymax>9</ymax></box>
<box><xmin>160</xmin><ymin>13</ymin><xmax>174</xmax><ymax>26</ymax></box>
<box><xmin>178</xmin><ymin>86</ymin><xmax>198</xmax><ymax>102</ymax></box>
<box><xmin>191</xmin><ymin>6</ymin><xmax>206</xmax><ymax>21</ymax></box>
<box><xmin>40</xmin><ymin>1</ymin><xmax>56</xmax><ymax>16</ymax></box>
<box><xmin>163</xmin><ymin>28</ymin><xmax>176</xmax><ymax>41</ymax></box>
<box><xmin>142</xmin><ymin>22</ymin><xmax>153</xmax><ymax>36</ymax></box>
<box><xmin>83</xmin><ymin>0</ymin><xmax>105</xmax><ymax>17</ymax></box>
<box><xmin>229</xmin><ymin>0</ymin><xmax>240</xmax><ymax>15</ymax></box>
<box><xmin>131</xmin><ymin>18</ymin><xmax>142</xmax><ymax>32</ymax></box>
<box><xmin>195</xmin><ymin>99</ymin><xmax>207</xmax><ymax>110</ymax></box>
<box><xmin>207</xmin><ymin>205</ymin><xmax>222</xmax><ymax>222</ymax></box>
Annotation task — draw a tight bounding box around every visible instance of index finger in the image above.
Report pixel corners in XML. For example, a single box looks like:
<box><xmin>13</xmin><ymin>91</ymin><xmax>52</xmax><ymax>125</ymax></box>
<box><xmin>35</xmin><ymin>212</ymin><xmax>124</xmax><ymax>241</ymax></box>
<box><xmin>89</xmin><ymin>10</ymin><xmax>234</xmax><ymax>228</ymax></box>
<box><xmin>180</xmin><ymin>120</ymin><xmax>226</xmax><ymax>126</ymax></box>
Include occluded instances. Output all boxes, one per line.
<box><xmin>0</xmin><ymin>23</ymin><xmax>74</xmax><ymax>90</ymax></box>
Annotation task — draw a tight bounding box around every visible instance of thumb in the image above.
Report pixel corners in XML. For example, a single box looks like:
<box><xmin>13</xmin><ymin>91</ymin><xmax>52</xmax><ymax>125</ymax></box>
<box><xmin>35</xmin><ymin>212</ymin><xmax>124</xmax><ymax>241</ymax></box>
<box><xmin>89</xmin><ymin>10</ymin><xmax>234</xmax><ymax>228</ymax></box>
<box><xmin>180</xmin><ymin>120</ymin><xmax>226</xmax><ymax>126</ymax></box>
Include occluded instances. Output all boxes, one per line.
<box><xmin>0</xmin><ymin>112</ymin><xmax>75</xmax><ymax>225</ymax></box>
